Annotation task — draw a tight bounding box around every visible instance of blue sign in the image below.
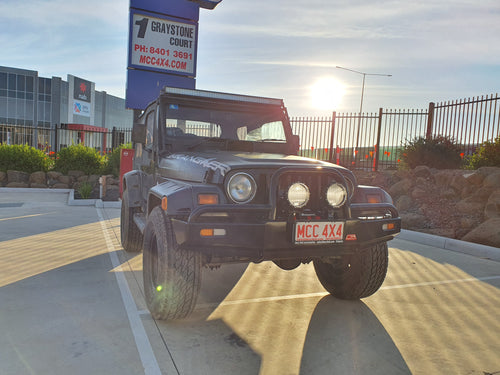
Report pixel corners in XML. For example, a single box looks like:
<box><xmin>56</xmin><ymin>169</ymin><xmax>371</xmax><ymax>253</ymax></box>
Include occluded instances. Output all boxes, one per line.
<box><xmin>126</xmin><ymin>0</ymin><xmax>200</xmax><ymax>109</ymax></box>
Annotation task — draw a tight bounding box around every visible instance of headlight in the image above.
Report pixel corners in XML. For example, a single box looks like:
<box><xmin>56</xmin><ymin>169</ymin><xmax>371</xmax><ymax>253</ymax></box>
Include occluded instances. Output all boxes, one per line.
<box><xmin>287</xmin><ymin>182</ymin><xmax>310</xmax><ymax>208</ymax></box>
<box><xmin>326</xmin><ymin>183</ymin><xmax>347</xmax><ymax>207</ymax></box>
<box><xmin>227</xmin><ymin>173</ymin><xmax>256</xmax><ymax>203</ymax></box>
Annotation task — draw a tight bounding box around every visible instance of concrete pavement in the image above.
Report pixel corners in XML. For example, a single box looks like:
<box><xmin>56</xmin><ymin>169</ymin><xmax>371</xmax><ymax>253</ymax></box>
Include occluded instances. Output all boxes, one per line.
<box><xmin>1</xmin><ymin>188</ymin><xmax>499</xmax><ymax>375</ymax></box>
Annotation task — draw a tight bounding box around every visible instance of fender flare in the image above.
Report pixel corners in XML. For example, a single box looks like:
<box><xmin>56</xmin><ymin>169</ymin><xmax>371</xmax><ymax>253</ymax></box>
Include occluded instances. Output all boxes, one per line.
<box><xmin>147</xmin><ymin>180</ymin><xmax>195</xmax><ymax>216</ymax></box>
<box><xmin>122</xmin><ymin>170</ymin><xmax>144</xmax><ymax>208</ymax></box>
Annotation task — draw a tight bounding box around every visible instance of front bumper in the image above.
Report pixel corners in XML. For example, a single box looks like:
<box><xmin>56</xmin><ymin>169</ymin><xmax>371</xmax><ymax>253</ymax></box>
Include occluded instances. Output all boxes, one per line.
<box><xmin>171</xmin><ymin>203</ymin><xmax>401</xmax><ymax>263</ymax></box>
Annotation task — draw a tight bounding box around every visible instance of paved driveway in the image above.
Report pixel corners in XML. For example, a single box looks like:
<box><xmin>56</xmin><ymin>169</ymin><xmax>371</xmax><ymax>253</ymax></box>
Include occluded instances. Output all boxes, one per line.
<box><xmin>1</xmin><ymin>189</ymin><xmax>499</xmax><ymax>374</ymax></box>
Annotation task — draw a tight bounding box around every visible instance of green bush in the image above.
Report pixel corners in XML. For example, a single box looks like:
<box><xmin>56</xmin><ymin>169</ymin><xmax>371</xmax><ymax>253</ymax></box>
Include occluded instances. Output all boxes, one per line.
<box><xmin>466</xmin><ymin>136</ymin><xmax>500</xmax><ymax>169</ymax></box>
<box><xmin>102</xmin><ymin>143</ymin><xmax>133</xmax><ymax>177</ymax></box>
<box><xmin>399</xmin><ymin>135</ymin><xmax>463</xmax><ymax>169</ymax></box>
<box><xmin>53</xmin><ymin>144</ymin><xmax>106</xmax><ymax>175</ymax></box>
<box><xmin>0</xmin><ymin>144</ymin><xmax>52</xmax><ymax>173</ymax></box>
<box><xmin>77</xmin><ymin>181</ymin><xmax>93</xmax><ymax>199</ymax></box>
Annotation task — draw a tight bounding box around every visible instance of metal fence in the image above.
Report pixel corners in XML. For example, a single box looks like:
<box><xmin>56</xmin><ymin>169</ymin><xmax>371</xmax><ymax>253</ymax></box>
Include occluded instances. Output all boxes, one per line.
<box><xmin>2</xmin><ymin>93</ymin><xmax>499</xmax><ymax>170</ymax></box>
<box><xmin>0</xmin><ymin>124</ymin><xmax>132</xmax><ymax>154</ymax></box>
<box><xmin>292</xmin><ymin>93</ymin><xmax>500</xmax><ymax>170</ymax></box>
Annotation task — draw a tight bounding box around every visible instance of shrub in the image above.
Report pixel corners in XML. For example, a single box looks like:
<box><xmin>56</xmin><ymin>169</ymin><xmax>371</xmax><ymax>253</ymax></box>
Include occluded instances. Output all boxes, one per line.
<box><xmin>0</xmin><ymin>144</ymin><xmax>52</xmax><ymax>173</ymax></box>
<box><xmin>466</xmin><ymin>136</ymin><xmax>500</xmax><ymax>169</ymax></box>
<box><xmin>77</xmin><ymin>181</ymin><xmax>93</xmax><ymax>199</ymax></box>
<box><xmin>53</xmin><ymin>144</ymin><xmax>106</xmax><ymax>175</ymax></box>
<box><xmin>102</xmin><ymin>143</ymin><xmax>133</xmax><ymax>177</ymax></box>
<box><xmin>399</xmin><ymin>135</ymin><xmax>462</xmax><ymax>169</ymax></box>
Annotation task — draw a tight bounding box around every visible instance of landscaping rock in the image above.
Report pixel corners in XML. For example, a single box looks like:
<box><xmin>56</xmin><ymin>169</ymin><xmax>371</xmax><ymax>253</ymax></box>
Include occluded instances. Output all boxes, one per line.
<box><xmin>414</xmin><ymin>165</ymin><xmax>432</xmax><ymax>178</ymax></box>
<box><xmin>450</xmin><ymin>174</ymin><xmax>467</xmax><ymax>192</ymax></box>
<box><xmin>357</xmin><ymin>167</ymin><xmax>499</xmax><ymax>247</ymax></box>
<box><xmin>389</xmin><ymin>179</ymin><xmax>412</xmax><ymax>198</ymax></box>
<box><xmin>396</xmin><ymin>195</ymin><xmax>413</xmax><ymax>211</ymax></box>
<box><xmin>461</xmin><ymin>218</ymin><xmax>500</xmax><ymax>248</ymax></box>
<box><xmin>7</xmin><ymin>170</ymin><xmax>29</xmax><ymax>185</ymax></box>
<box><xmin>47</xmin><ymin>171</ymin><xmax>62</xmax><ymax>180</ymax></box>
<box><xmin>30</xmin><ymin>171</ymin><xmax>46</xmax><ymax>185</ymax></box>
<box><xmin>482</xmin><ymin>172</ymin><xmax>500</xmax><ymax>188</ymax></box>
<box><xmin>400</xmin><ymin>213</ymin><xmax>426</xmax><ymax>229</ymax></box>
<box><xmin>484</xmin><ymin>190</ymin><xmax>500</xmax><ymax>219</ymax></box>
<box><xmin>68</xmin><ymin>170</ymin><xmax>85</xmax><ymax>178</ymax></box>
<box><xmin>464</xmin><ymin>171</ymin><xmax>485</xmax><ymax>186</ymax></box>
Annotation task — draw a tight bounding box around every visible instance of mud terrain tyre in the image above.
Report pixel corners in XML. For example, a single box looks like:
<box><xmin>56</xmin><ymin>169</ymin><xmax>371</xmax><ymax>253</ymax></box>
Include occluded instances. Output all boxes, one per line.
<box><xmin>313</xmin><ymin>242</ymin><xmax>388</xmax><ymax>299</ymax></box>
<box><xmin>143</xmin><ymin>207</ymin><xmax>201</xmax><ymax>320</ymax></box>
<box><xmin>120</xmin><ymin>189</ymin><xmax>143</xmax><ymax>252</ymax></box>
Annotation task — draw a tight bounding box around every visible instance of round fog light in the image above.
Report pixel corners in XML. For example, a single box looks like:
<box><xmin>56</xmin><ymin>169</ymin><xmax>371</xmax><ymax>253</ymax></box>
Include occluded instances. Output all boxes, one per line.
<box><xmin>327</xmin><ymin>183</ymin><xmax>347</xmax><ymax>207</ymax></box>
<box><xmin>288</xmin><ymin>182</ymin><xmax>310</xmax><ymax>208</ymax></box>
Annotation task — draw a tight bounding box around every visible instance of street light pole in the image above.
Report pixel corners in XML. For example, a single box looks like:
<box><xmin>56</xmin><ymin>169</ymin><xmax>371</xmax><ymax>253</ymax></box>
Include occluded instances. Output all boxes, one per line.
<box><xmin>336</xmin><ymin>66</ymin><xmax>391</xmax><ymax>165</ymax></box>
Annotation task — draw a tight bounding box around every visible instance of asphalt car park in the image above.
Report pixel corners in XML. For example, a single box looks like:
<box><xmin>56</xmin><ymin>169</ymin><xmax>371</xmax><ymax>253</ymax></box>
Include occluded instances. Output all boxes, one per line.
<box><xmin>1</xmin><ymin>189</ymin><xmax>499</xmax><ymax>375</ymax></box>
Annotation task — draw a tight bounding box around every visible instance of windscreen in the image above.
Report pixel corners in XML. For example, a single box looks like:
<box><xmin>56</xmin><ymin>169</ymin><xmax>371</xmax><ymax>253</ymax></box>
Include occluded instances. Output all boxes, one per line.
<box><xmin>160</xmin><ymin>100</ymin><xmax>289</xmax><ymax>153</ymax></box>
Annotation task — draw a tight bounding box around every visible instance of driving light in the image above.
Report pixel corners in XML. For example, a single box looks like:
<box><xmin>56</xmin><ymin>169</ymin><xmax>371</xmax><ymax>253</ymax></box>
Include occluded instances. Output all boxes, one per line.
<box><xmin>326</xmin><ymin>183</ymin><xmax>347</xmax><ymax>207</ymax></box>
<box><xmin>227</xmin><ymin>173</ymin><xmax>256</xmax><ymax>203</ymax></box>
<box><xmin>287</xmin><ymin>182</ymin><xmax>310</xmax><ymax>208</ymax></box>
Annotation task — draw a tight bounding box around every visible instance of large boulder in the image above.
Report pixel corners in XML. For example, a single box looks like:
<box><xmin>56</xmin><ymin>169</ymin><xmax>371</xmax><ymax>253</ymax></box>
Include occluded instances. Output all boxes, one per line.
<box><xmin>482</xmin><ymin>173</ymin><xmax>500</xmax><ymax>189</ymax></box>
<box><xmin>484</xmin><ymin>190</ymin><xmax>500</xmax><ymax>219</ymax></box>
<box><xmin>461</xmin><ymin>218</ymin><xmax>500</xmax><ymax>248</ymax></box>
<box><xmin>389</xmin><ymin>179</ymin><xmax>412</xmax><ymax>198</ymax></box>
<box><xmin>400</xmin><ymin>213</ymin><xmax>426</xmax><ymax>229</ymax></box>
<box><xmin>30</xmin><ymin>171</ymin><xmax>47</xmax><ymax>186</ymax></box>
<box><xmin>413</xmin><ymin>165</ymin><xmax>432</xmax><ymax>178</ymax></box>
<box><xmin>450</xmin><ymin>174</ymin><xmax>467</xmax><ymax>192</ymax></box>
<box><xmin>7</xmin><ymin>170</ymin><xmax>29</xmax><ymax>185</ymax></box>
<box><xmin>464</xmin><ymin>171</ymin><xmax>485</xmax><ymax>186</ymax></box>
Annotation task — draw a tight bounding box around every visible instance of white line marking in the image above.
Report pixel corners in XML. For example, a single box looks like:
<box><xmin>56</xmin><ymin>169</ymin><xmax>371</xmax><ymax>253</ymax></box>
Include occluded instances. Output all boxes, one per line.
<box><xmin>0</xmin><ymin>213</ymin><xmax>48</xmax><ymax>221</ymax></box>
<box><xmin>380</xmin><ymin>275</ymin><xmax>500</xmax><ymax>290</ymax></box>
<box><xmin>196</xmin><ymin>275</ymin><xmax>500</xmax><ymax>309</ymax></box>
<box><xmin>97</xmin><ymin>208</ymin><xmax>161</xmax><ymax>375</ymax></box>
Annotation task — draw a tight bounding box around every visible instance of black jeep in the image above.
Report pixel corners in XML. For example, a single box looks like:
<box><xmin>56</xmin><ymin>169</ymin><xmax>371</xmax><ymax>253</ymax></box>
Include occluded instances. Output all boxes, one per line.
<box><xmin>121</xmin><ymin>87</ymin><xmax>401</xmax><ymax>320</ymax></box>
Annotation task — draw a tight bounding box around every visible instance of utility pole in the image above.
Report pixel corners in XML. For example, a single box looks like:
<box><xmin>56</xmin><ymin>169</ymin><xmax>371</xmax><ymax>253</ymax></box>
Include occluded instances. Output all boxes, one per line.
<box><xmin>336</xmin><ymin>66</ymin><xmax>391</xmax><ymax>165</ymax></box>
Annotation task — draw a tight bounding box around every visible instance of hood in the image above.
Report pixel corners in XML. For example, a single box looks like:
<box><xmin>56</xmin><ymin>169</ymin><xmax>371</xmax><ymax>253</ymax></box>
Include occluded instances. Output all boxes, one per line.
<box><xmin>158</xmin><ymin>151</ymin><xmax>340</xmax><ymax>183</ymax></box>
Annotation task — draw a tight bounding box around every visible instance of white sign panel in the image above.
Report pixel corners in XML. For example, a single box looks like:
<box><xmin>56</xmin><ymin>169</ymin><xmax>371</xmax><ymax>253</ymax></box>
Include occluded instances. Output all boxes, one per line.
<box><xmin>130</xmin><ymin>12</ymin><xmax>196</xmax><ymax>76</ymax></box>
<box><xmin>73</xmin><ymin>100</ymin><xmax>91</xmax><ymax>117</ymax></box>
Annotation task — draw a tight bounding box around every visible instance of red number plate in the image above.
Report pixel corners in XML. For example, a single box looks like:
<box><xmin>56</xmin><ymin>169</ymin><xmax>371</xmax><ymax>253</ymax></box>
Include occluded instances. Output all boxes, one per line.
<box><xmin>294</xmin><ymin>222</ymin><xmax>344</xmax><ymax>244</ymax></box>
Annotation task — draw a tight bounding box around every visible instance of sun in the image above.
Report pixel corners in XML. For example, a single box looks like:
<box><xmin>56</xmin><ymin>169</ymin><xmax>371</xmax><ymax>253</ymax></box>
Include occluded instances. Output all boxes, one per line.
<box><xmin>310</xmin><ymin>77</ymin><xmax>345</xmax><ymax>111</ymax></box>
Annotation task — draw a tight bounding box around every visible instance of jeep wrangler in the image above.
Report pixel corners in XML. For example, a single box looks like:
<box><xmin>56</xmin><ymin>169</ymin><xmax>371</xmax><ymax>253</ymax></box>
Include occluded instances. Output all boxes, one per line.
<box><xmin>121</xmin><ymin>87</ymin><xmax>401</xmax><ymax>320</ymax></box>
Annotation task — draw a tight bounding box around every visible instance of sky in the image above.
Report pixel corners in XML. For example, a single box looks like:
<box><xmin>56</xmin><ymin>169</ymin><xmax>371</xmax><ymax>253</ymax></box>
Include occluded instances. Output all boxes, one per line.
<box><xmin>1</xmin><ymin>0</ymin><xmax>499</xmax><ymax>117</ymax></box>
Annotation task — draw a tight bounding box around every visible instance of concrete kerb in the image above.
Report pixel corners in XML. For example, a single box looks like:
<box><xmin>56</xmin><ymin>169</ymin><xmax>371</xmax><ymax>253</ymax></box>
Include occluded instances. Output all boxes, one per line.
<box><xmin>0</xmin><ymin>187</ymin><xmax>121</xmax><ymax>208</ymax></box>
<box><xmin>398</xmin><ymin>229</ymin><xmax>500</xmax><ymax>262</ymax></box>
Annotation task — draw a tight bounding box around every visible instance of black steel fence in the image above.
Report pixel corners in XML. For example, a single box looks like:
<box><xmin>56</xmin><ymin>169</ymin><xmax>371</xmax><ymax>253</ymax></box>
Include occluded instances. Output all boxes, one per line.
<box><xmin>292</xmin><ymin>93</ymin><xmax>500</xmax><ymax>170</ymax></box>
<box><xmin>1</xmin><ymin>93</ymin><xmax>499</xmax><ymax>170</ymax></box>
<box><xmin>0</xmin><ymin>124</ymin><xmax>131</xmax><ymax>154</ymax></box>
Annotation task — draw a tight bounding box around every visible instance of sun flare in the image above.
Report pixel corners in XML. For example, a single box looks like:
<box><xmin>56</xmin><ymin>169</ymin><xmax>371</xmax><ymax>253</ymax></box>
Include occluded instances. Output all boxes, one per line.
<box><xmin>310</xmin><ymin>77</ymin><xmax>345</xmax><ymax>111</ymax></box>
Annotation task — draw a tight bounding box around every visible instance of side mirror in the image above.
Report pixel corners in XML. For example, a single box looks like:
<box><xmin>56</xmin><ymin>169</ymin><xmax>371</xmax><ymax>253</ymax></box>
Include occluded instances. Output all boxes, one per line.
<box><xmin>132</xmin><ymin>123</ymin><xmax>146</xmax><ymax>144</ymax></box>
<box><xmin>290</xmin><ymin>134</ymin><xmax>300</xmax><ymax>154</ymax></box>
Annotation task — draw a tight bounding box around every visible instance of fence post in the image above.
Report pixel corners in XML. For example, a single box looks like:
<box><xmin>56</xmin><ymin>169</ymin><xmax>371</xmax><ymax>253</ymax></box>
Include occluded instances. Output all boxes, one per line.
<box><xmin>426</xmin><ymin>102</ymin><xmax>435</xmax><ymax>139</ymax></box>
<box><xmin>112</xmin><ymin>126</ymin><xmax>117</xmax><ymax>149</ymax></box>
<box><xmin>328</xmin><ymin>112</ymin><xmax>336</xmax><ymax>163</ymax></box>
<box><xmin>374</xmin><ymin>108</ymin><xmax>383</xmax><ymax>172</ymax></box>
<box><xmin>54</xmin><ymin>124</ymin><xmax>59</xmax><ymax>152</ymax></box>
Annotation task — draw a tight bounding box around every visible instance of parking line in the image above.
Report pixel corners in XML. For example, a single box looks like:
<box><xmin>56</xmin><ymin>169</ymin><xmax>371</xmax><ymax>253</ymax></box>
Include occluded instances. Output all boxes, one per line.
<box><xmin>97</xmin><ymin>208</ymin><xmax>161</xmax><ymax>375</ymax></box>
<box><xmin>196</xmin><ymin>275</ymin><xmax>500</xmax><ymax>309</ymax></box>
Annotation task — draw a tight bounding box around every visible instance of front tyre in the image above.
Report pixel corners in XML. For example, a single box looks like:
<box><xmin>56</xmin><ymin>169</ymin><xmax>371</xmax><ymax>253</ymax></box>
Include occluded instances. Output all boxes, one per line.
<box><xmin>143</xmin><ymin>207</ymin><xmax>201</xmax><ymax>320</ymax></box>
<box><xmin>313</xmin><ymin>242</ymin><xmax>388</xmax><ymax>300</ymax></box>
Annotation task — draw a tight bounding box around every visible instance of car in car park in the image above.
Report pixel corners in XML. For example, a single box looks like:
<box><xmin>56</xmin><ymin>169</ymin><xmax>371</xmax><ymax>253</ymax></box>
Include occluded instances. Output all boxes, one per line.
<box><xmin>120</xmin><ymin>87</ymin><xmax>401</xmax><ymax>320</ymax></box>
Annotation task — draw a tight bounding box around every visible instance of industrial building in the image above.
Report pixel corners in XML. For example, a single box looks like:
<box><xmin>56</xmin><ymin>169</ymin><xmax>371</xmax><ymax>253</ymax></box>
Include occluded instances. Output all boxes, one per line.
<box><xmin>0</xmin><ymin>65</ymin><xmax>133</xmax><ymax>151</ymax></box>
